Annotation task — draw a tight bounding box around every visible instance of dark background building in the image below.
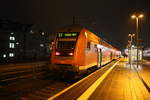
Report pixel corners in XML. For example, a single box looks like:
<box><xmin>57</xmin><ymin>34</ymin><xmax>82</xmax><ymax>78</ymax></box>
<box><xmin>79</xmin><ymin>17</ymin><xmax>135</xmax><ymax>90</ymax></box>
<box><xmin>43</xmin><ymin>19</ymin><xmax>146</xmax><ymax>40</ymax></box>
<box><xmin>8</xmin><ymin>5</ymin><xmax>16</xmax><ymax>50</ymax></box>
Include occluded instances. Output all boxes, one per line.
<box><xmin>0</xmin><ymin>18</ymin><xmax>50</xmax><ymax>64</ymax></box>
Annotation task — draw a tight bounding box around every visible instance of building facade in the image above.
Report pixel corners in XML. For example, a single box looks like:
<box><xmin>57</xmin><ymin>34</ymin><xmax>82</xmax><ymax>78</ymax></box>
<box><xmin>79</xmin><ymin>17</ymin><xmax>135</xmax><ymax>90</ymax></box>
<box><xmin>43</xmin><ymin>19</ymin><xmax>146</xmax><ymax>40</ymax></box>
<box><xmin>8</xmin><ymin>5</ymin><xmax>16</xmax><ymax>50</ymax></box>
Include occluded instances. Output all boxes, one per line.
<box><xmin>0</xmin><ymin>19</ymin><xmax>50</xmax><ymax>64</ymax></box>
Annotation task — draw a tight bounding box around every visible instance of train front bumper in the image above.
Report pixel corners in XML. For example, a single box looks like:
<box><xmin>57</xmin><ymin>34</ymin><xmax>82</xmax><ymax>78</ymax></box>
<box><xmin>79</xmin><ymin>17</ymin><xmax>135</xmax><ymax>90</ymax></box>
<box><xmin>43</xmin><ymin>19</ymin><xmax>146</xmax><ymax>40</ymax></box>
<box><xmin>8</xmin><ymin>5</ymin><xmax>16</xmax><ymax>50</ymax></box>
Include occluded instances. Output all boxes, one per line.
<box><xmin>49</xmin><ymin>64</ymin><xmax>79</xmax><ymax>72</ymax></box>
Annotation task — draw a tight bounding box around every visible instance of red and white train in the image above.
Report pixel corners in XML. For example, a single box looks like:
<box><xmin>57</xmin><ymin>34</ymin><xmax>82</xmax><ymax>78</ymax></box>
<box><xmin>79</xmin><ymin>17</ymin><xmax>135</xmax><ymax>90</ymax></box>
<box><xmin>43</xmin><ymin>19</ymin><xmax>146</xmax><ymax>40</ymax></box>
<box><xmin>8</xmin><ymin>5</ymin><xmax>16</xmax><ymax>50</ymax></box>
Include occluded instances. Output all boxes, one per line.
<box><xmin>51</xmin><ymin>24</ymin><xmax>121</xmax><ymax>74</ymax></box>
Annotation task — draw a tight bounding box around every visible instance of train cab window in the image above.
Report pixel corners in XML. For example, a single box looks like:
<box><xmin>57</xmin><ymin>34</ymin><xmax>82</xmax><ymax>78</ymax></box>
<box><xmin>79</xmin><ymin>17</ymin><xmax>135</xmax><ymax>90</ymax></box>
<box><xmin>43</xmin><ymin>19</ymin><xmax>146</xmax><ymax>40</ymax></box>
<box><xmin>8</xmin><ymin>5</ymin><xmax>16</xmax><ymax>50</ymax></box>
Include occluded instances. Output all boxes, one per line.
<box><xmin>86</xmin><ymin>41</ymin><xmax>91</xmax><ymax>51</ymax></box>
<box><xmin>94</xmin><ymin>44</ymin><xmax>97</xmax><ymax>52</ymax></box>
<box><xmin>57</xmin><ymin>41</ymin><xmax>76</xmax><ymax>50</ymax></box>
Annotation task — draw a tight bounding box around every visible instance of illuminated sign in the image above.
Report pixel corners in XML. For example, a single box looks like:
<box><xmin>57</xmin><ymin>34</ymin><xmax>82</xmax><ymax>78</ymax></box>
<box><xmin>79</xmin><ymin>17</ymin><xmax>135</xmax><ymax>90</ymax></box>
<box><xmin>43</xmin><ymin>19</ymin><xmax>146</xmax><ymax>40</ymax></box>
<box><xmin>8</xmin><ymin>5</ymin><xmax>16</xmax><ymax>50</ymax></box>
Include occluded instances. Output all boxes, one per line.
<box><xmin>57</xmin><ymin>32</ymin><xmax>78</xmax><ymax>38</ymax></box>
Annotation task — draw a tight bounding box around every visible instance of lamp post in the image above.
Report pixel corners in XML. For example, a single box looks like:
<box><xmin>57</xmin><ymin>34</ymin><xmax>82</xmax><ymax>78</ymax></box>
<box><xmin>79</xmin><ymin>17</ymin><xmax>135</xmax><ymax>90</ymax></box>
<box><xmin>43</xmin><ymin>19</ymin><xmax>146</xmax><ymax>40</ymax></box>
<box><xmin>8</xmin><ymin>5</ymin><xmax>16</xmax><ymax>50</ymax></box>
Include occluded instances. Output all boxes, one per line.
<box><xmin>128</xmin><ymin>34</ymin><xmax>135</xmax><ymax>64</ymax></box>
<box><xmin>128</xmin><ymin>33</ymin><xmax>135</xmax><ymax>44</ymax></box>
<box><xmin>131</xmin><ymin>14</ymin><xmax>144</xmax><ymax>66</ymax></box>
<box><xmin>127</xmin><ymin>40</ymin><xmax>131</xmax><ymax>64</ymax></box>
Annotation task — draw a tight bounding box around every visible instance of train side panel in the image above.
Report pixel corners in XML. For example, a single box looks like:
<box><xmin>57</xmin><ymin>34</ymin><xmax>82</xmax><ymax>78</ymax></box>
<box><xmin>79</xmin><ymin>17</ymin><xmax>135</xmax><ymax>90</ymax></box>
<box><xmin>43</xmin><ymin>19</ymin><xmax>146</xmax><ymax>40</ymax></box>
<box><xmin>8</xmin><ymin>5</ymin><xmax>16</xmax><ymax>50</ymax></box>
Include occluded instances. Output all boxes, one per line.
<box><xmin>80</xmin><ymin>30</ymin><xmax>100</xmax><ymax>70</ymax></box>
<box><xmin>101</xmin><ymin>49</ymin><xmax>111</xmax><ymax>65</ymax></box>
<box><xmin>74</xmin><ymin>30</ymin><xmax>86</xmax><ymax>68</ymax></box>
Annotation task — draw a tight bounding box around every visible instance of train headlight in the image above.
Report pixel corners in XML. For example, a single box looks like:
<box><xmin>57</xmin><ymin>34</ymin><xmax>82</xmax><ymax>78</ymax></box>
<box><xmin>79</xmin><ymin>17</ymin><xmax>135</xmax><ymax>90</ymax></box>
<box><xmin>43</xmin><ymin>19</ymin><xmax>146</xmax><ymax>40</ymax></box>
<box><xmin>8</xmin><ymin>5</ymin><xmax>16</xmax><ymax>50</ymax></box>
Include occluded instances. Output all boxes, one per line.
<box><xmin>55</xmin><ymin>52</ymin><xmax>61</xmax><ymax>56</ymax></box>
<box><xmin>68</xmin><ymin>52</ymin><xmax>73</xmax><ymax>56</ymax></box>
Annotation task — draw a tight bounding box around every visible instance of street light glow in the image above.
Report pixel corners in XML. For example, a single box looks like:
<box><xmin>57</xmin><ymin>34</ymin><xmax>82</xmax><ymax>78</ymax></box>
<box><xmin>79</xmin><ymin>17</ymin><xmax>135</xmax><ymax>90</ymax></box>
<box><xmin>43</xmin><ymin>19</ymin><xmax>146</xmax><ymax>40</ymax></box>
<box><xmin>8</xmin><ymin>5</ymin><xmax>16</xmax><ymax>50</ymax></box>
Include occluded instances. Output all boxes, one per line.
<box><xmin>128</xmin><ymin>34</ymin><xmax>131</xmax><ymax>36</ymax></box>
<box><xmin>131</xmin><ymin>15</ymin><xmax>136</xmax><ymax>19</ymax></box>
<box><xmin>139</xmin><ymin>14</ymin><xmax>144</xmax><ymax>18</ymax></box>
<box><xmin>131</xmin><ymin>14</ymin><xmax>144</xmax><ymax>19</ymax></box>
<box><xmin>128</xmin><ymin>33</ymin><xmax>135</xmax><ymax>38</ymax></box>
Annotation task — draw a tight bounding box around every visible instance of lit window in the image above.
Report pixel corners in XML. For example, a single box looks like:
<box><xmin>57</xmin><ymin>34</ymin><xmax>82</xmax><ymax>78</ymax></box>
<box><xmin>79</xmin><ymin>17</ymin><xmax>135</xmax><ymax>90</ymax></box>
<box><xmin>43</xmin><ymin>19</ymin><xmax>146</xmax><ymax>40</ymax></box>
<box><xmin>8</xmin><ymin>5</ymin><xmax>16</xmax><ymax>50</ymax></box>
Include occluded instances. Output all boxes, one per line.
<box><xmin>16</xmin><ymin>42</ymin><xmax>19</xmax><ymax>45</ymax></box>
<box><xmin>11</xmin><ymin>32</ymin><xmax>14</xmax><ymax>35</ymax></box>
<box><xmin>10</xmin><ymin>36</ymin><xmax>15</xmax><ymax>40</ymax></box>
<box><xmin>3</xmin><ymin>54</ymin><xmax>7</xmax><ymax>58</ymax></box>
<box><xmin>86</xmin><ymin>41</ymin><xmax>91</xmax><ymax>51</ymax></box>
<box><xmin>41</xmin><ymin>32</ymin><xmax>45</xmax><ymax>36</ymax></box>
<box><xmin>40</xmin><ymin>44</ymin><xmax>44</xmax><ymax>47</ymax></box>
<box><xmin>9</xmin><ymin>43</ymin><xmax>15</xmax><ymax>48</ymax></box>
<box><xmin>30</xmin><ymin>30</ymin><xmax>33</xmax><ymax>33</ymax></box>
<box><xmin>9</xmin><ymin>53</ymin><xmax>14</xmax><ymax>57</ymax></box>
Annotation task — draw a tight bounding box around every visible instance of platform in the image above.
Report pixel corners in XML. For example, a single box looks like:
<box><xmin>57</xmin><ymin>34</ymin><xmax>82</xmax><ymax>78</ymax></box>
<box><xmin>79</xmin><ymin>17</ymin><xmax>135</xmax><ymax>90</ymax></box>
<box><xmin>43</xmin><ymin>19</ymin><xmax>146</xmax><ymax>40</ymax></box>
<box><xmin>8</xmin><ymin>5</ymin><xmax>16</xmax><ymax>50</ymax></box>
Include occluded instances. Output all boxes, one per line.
<box><xmin>48</xmin><ymin>58</ymin><xmax>150</xmax><ymax>100</ymax></box>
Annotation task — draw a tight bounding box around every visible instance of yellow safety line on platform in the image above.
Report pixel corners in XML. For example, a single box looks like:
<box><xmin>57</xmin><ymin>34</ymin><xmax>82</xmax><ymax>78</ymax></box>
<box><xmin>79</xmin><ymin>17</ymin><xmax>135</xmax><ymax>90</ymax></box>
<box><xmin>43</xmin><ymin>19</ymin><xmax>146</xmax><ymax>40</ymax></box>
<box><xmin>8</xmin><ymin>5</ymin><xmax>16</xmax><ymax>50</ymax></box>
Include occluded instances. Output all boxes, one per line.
<box><xmin>47</xmin><ymin>60</ymin><xmax>120</xmax><ymax>100</ymax></box>
<box><xmin>77</xmin><ymin>60</ymin><xmax>120</xmax><ymax>100</ymax></box>
<box><xmin>47</xmin><ymin>65</ymin><xmax>106</xmax><ymax>100</ymax></box>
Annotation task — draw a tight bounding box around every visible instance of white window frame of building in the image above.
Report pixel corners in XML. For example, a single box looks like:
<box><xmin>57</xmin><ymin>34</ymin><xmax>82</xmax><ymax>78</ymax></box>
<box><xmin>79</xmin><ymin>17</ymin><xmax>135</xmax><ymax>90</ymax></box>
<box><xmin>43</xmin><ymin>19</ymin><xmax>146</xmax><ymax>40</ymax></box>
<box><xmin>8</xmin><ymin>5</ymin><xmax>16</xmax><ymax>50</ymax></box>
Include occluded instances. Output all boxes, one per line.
<box><xmin>16</xmin><ymin>42</ymin><xmax>19</xmax><ymax>45</ymax></box>
<box><xmin>40</xmin><ymin>44</ymin><xmax>44</xmax><ymax>47</ymax></box>
<box><xmin>9</xmin><ymin>53</ymin><xmax>14</xmax><ymax>57</ymax></box>
<box><xmin>41</xmin><ymin>32</ymin><xmax>45</xmax><ymax>36</ymax></box>
<box><xmin>10</xmin><ymin>36</ymin><xmax>15</xmax><ymax>41</ymax></box>
<box><xmin>3</xmin><ymin>54</ymin><xmax>7</xmax><ymax>58</ymax></box>
<box><xmin>11</xmin><ymin>32</ymin><xmax>14</xmax><ymax>35</ymax></box>
<box><xmin>9</xmin><ymin>43</ymin><xmax>15</xmax><ymax>48</ymax></box>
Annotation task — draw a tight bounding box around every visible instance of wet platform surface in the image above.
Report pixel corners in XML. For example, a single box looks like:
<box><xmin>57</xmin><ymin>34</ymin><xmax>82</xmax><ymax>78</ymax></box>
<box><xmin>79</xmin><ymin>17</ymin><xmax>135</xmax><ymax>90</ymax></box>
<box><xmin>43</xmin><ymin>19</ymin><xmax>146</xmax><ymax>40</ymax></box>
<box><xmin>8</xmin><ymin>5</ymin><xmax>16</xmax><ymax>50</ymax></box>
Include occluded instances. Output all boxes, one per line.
<box><xmin>88</xmin><ymin>59</ymin><xmax>150</xmax><ymax>100</ymax></box>
<box><xmin>48</xmin><ymin>58</ymin><xmax>150</xmax><ymax>100</ymax></box>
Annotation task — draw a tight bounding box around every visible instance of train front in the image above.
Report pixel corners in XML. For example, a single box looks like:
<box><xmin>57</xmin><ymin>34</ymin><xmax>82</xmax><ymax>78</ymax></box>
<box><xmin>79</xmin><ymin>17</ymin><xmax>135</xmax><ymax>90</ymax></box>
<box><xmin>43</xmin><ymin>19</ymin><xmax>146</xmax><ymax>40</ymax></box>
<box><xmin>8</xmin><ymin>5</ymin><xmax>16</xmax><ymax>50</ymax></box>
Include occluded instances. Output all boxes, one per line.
<box><xmin>51</xmin><ymin>31</ymin><xmax>80</xmax><ymax>72</ymax></box>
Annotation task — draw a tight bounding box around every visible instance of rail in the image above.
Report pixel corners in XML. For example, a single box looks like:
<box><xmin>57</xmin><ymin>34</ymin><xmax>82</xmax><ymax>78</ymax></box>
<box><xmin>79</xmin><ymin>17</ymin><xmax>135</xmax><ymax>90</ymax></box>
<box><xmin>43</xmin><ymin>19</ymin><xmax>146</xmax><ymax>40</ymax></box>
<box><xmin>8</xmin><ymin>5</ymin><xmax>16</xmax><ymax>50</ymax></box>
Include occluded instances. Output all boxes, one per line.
<box><xmin>0</xmin><ymin>62</ymin><xmax>49</xmax><ymax>86</ymax></box>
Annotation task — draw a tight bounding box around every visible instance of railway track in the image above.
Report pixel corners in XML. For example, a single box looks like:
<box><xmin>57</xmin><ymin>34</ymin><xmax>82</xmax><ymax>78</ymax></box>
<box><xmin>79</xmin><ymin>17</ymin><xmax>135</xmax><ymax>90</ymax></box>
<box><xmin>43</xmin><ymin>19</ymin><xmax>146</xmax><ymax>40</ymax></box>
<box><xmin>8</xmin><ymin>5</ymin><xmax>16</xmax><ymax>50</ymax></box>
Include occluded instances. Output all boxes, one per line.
<box><xmin>0</xmin><ymin>61</ymin><xmax>114</xmax><ymax>100</ymax></box>
<box><xmin>0</xmin><ymin>62</ymin><xmax>74</xmax><ymax>100</ymax></box>
<box><xmin>20</xmin><ymin>80</ymin><xmax>71</xmax><ymax>100</ymax></box>
<box><xmin>0</xmin><ymin>62</ymin><xmax>49</xmax><ymax>86</ymax></box>
<box><xmin>0</xmin><ymin>78</ymin><xmax>72</xmax><ymax>100</ymax></box>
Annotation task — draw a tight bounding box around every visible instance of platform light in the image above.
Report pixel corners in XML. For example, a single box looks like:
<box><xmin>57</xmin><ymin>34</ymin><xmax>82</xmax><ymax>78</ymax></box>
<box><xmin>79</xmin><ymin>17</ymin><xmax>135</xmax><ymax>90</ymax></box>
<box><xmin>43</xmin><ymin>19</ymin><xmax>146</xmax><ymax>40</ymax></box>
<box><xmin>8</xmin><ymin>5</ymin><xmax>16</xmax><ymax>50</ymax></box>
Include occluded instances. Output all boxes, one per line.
<box><xmin>139</xmin><ymin>14</ymin><xmax>144</xmax><ymax>18</ymax></box>
<box><xmin>131</xmin><ymin>14</ymin><xmax>144</xmax><ymax>19</ymax></box>
<box><xmin>131</xmin><ymin>15</ymin><xmax>136</xmax><ymax>19</ymax></box>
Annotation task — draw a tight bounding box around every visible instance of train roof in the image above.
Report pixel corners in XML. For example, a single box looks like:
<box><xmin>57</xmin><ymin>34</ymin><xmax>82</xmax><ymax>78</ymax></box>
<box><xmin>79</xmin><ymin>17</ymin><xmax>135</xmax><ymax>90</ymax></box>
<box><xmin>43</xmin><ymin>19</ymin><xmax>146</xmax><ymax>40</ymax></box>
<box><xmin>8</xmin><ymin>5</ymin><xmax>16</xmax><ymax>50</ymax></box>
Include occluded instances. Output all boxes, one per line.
<box><xmin>56</xmin><ymin>24</ymin><xmax>120</xmax><ymax>51</ymax></box>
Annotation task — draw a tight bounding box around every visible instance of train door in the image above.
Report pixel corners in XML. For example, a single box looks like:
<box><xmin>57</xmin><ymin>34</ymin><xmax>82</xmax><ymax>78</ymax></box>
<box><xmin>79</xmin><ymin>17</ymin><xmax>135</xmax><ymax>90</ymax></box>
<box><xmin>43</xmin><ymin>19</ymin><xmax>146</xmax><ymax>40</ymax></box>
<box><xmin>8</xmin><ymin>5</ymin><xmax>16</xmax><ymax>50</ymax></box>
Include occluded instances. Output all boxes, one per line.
<box><xmin>97</xmin><ymin>48</ymin><xmax>102</xmax><ymax>68</ymax></box>
<box><xmin>110</xmin><ymin>51</ymin><xmax>113</xmax><ymax>60</ymax></box>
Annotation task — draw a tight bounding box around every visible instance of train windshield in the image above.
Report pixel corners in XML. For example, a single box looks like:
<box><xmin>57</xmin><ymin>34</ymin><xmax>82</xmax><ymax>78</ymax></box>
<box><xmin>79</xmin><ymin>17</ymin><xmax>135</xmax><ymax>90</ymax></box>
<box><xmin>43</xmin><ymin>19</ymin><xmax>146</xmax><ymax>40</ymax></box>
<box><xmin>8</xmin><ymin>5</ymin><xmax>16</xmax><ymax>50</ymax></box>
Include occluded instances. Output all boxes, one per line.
<box><xmin>56</xmin><ymin>32</ymin><xmax>79</xmax><ymax>50</ymax></box>
<box><xmin>57</xmin><ymin>41</ymin><xmax>76</xmax><ymax>50</ymax></box>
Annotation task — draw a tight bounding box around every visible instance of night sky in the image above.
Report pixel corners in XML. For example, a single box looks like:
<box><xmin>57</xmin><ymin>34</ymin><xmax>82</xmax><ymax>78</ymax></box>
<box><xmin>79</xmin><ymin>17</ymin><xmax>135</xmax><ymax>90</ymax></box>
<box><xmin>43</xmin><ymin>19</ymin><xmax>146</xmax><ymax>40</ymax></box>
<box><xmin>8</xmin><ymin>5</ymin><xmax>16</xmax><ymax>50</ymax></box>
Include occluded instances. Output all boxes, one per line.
<box><xmin>0</xmin><ymin>0</ymin><xmax>150</xmax><ymax>50</ymax></box>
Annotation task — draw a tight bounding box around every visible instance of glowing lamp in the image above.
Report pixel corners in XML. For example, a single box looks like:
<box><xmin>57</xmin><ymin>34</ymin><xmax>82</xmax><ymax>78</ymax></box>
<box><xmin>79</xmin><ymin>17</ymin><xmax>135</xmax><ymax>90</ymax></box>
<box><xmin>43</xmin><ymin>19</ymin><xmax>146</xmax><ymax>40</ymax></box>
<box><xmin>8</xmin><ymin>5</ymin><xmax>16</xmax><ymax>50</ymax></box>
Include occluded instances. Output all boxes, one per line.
<box><xmin>69</xmin><ymin>53</ymin><xmax>73</xmax><ymax>56</ymax></box>
<box><xmin>55</xmin><ymin>52</ymin><xmax>60</xmax><ymax>56</ymax></box>
<box><xmin>131</xmin><ymin>15</ymin><xmax>136</xmax><ymax>19</ymax></box>
<box><xmin>139</xmin><ymin>14</ymin><xmax>144</xmax><ymax>18</ymax></box>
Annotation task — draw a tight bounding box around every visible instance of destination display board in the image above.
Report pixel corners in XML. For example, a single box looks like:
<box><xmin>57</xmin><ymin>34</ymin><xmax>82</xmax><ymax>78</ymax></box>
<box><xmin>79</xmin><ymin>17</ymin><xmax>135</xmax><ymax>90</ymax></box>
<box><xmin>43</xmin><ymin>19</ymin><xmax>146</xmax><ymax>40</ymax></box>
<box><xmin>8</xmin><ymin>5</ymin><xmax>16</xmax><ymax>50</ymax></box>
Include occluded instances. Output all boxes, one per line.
<box><xmin>57</xmin><ymin>32</ymin><xmax>79</xmax><ymax>38</ymax></box>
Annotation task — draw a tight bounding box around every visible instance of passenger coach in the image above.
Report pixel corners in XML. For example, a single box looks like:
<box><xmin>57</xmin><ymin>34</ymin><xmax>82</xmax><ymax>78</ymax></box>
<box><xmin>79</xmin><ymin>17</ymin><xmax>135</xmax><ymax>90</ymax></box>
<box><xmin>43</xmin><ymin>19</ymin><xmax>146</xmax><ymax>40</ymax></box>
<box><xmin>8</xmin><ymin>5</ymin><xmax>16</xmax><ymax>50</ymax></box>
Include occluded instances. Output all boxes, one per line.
<box><xmin>51</xmin><ymin>24</ymin><xmax>121</xmax><ymax>74</ymax></box>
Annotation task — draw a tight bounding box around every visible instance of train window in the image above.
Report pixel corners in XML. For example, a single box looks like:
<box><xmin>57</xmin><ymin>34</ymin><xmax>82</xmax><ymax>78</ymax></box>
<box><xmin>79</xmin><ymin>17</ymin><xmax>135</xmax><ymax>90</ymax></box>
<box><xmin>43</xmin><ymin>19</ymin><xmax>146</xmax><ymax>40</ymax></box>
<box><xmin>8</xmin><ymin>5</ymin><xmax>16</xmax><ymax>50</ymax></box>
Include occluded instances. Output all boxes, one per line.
<box><xmin>86</xmin><ymin>41</ymin><xmax>91</xmax><ymax>51</ymax></box>
<box><xmin>94</xmin><ymin>44</ymin><xmax>97</xmax><ymax>52</ymax></box>
<box><xmin>57</xmin><ymin>41</ymin><xmax>76</xmax><ymax>50</ymax></box>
